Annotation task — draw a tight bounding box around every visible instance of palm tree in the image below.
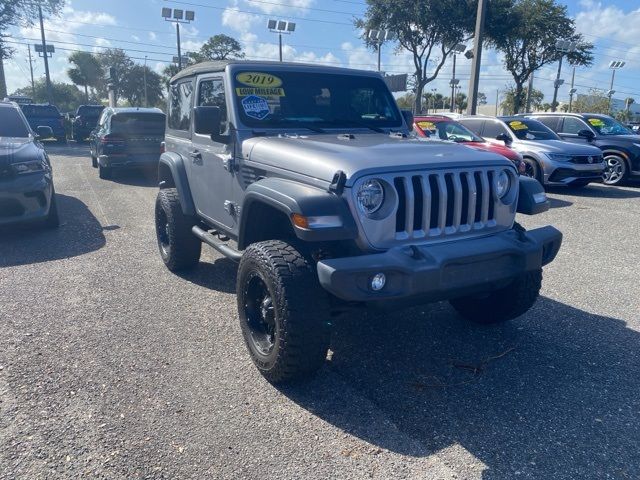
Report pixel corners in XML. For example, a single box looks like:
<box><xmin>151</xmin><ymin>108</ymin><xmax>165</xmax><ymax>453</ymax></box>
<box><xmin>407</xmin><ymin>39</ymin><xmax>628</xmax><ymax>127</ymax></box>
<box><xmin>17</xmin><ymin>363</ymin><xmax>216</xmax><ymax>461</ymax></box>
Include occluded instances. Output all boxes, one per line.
<box><xmin>67</xmin><ymin>51</ymin><xmax>102</xmax><ymax>102</ymax></box>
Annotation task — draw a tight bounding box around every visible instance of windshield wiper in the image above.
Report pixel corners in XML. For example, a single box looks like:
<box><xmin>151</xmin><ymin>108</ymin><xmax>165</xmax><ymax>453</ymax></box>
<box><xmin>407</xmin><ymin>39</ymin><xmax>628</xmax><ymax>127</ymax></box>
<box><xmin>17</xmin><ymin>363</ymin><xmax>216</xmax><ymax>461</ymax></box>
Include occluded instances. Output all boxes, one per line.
<box><xmin>339</xmin><ymin>120</ymin><xmax>385</xmax><ymax>133</ymax></box>
<box><xmin>279</xmin><ymin>120</ymin><xmax>326</xmax><ymax>133</ymax></box>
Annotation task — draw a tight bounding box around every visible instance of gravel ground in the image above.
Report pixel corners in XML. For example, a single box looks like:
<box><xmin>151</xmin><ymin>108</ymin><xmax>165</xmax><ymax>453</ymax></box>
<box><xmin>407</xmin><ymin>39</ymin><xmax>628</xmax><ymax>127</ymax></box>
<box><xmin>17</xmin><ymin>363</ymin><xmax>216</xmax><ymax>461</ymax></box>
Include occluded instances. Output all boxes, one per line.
<box><xmin>1</xmin><ymin>144</ymin><xmax>639</xmax><ymax>479</ymax></box>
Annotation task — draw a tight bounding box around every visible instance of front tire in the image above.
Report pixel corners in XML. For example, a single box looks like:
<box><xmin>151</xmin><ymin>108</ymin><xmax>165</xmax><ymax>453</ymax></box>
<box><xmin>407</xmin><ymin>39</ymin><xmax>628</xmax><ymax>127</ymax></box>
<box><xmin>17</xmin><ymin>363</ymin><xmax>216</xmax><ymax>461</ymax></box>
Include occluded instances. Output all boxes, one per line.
<box><xmin>155</xmin><ymin>188</ymin><xmax>201</xmax><ymax>271</ymax></box>
<box><xmin>237</xmin><ymin>240</ymin><xmax>331</xmax><ymax>383</ymax></box>
<box><xmin>43</xmin><ymin>190</ymin><xmax>60</xmax><ymax>229</ymax></box>
<box><xmin>523</xmin><ymin>158</ymin><xmax>543</xmax><ymax>184</ymax></box>
<box><xmin>449</xmin><ymin>269</ymin><xmax>542</xmax><ymax>324</ymax></box>
<box><xmin>98</xmin><ymin>163</ymin><xmax>112</xmax><ymax>179</ymax></box>
<box><xmin>602</xmin><ymin>154</ymin><xmax>627</xmax><ymax>185</ymax></box>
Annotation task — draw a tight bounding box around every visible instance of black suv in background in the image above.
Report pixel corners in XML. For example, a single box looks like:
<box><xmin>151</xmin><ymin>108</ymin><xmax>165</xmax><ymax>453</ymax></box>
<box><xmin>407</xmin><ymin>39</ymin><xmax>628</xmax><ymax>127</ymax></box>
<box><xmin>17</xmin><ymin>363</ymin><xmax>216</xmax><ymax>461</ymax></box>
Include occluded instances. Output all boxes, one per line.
<box><xmin>525</xmin><ymin>112</ymin><xmax>640</xmax><ymax>185</ymax></box>
<box><xmin>0</xmin><ymin>101</ymin><xmax>59</xmax><ymax>228</ymax></box>
<box><xmin>19</xmin><ymin>104</ymin><xmax>66</xmax><ymax>143</ymax></box>
<box><xmin>89</xmin><ymin>107</ymin><xmax>166</xmax><ymax>179</ymax></box>
<box><xmin>72</xmin><ymin>105</ymin><xmax>104</xmax><ymax>142</ymax></box>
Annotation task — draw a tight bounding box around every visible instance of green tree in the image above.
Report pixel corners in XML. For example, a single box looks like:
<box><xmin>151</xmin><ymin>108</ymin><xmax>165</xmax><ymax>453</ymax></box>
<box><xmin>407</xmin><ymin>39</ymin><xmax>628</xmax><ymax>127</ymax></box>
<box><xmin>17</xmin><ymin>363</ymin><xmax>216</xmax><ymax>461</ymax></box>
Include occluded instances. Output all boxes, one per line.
<box><xmin>95</xmin><ymin>48</ymin><xmax>135</xmax><ymax>102</ymax></box>
<box><xmin>501</xmin><ymin>86</ymin><xmax>544</xmax><ymax>114</ymax></box>
<box><xmin>67</xmin><ymin>51</ymin><xmax>103</xmax><ymax>102</ymax></box>
<box><xmin>119</xmin><ymin>64</ymin><xmax>164</xmax><ymax>107</ymax></box>
<box><xmin>454</xmin><ymin>92</ymin><xmax>468</xmax><ymax>113</ymax></box>
<box><xmin>491</xmin><ymin>0</ymin><xmax>593</xmax><ymax>114</ymax></box>
<box><xmin>571</xmin><ymin>89</ymin><xmax>611</xmax><ymax>115</ymax></box>
<box><xmin>477</xmin><ymin>92</ymin><xmax>487</xmax><ymax>106</ymax></box>
<box><xmin>11</xmin><ymin>78</ymin><xmax>83</xmax><ymax>112</ymax></box>
<box><xmin>357</xmin><ymin>0</ymin><xmax>513</xmax><ymax>114</ymax></box>
<box><xmin>0</xmin><ymin>0</ymin><xmax>65</xmax><ymax>98</ymax></box>
<box><xmin>396</xmin><ymin>92</ymin><xmax>416</xmax><ymax>110</ymax></box>
<box><xmin>194</xmin><ymin>34</ymin><xmax>244</xmax><ymax>61</ymax></box>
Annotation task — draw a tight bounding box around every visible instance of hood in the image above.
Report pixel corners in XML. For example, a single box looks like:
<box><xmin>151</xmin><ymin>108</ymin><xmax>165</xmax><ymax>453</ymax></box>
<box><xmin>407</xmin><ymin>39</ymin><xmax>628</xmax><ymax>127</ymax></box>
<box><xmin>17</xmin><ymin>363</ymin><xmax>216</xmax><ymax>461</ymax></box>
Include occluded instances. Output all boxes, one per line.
<box><xmin>243</xmin><ymin>133</ymin><xmax>512</xmax><ymax>186</ymax></box>
<box><xmin>510</xmin><ymin>139</ymin><xmax>602</xmax><ymax>156</ymax></box>
<box><xmin>599</xmin><ymin>134</ymin><xmax>640</xmax><ymax>142</ymax></box>
<box><xmin>464</xmin><ymin>141</ymin><xmax>520</xmax><ymax>161</ymax></box>
<box><xmin>0</xmin><ymin>137</ymin><xmax>42</xmax><ymax>167</ymax></box>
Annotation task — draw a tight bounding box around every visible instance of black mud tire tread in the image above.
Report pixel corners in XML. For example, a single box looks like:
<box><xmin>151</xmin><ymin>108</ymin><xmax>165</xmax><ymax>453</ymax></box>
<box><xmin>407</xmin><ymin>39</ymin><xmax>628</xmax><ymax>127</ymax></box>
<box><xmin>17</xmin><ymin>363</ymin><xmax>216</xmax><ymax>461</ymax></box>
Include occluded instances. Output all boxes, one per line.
<box><xmin>237</xmin><ymin>240</ymin><xmax>331</xmax><ymax>384</ymax></box>
<box><xmin>449</xmin><ymin>269</ymin><xmax>542</xmax><ymax>325</ymax></box>
<box><xmin>98</xmin><ymin>164</ymin><xmax>112</xmax><ymax>179</ymax></box>
<box><xmin>91</xmin><ymin>154</ymin><xmax>98</xmax><ymax>168</ymax></box>
<box><xmin>155</xmin><ymin>188</ymin><xmax>201</xmax><ymax>271</ymax></box>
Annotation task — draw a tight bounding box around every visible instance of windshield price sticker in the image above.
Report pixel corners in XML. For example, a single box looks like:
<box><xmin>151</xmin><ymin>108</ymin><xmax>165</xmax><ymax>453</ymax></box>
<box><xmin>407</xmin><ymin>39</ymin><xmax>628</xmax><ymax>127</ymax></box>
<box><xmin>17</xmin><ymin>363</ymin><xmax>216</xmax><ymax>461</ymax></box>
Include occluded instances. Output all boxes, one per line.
<box><xmin>235</xmin><ymin>87</ymin><xmax>285</xmax><ymax>97</ymax></box>
<box><xmin>236</xmin><ymin>72</ymin><xmax>283</xmax><ymax>88</ymax></box>
<box><xmin>417</xmin><ymin>121</ymin><xmax>436</xmax><ymax>130</ymax></box>
<box><xmin>241</xmin><ymin>95</ymin><xmax>271</xmax><ymax>120</ymax></box>
<box><xmin>509</xmin><ymin>120</ymin><xmax>528</xmax><ymax>131</ymax></box>
<box><xmin>588</xmin><ymin>118</ymin><xmax>605</xmax><ymax>127</ymax></box>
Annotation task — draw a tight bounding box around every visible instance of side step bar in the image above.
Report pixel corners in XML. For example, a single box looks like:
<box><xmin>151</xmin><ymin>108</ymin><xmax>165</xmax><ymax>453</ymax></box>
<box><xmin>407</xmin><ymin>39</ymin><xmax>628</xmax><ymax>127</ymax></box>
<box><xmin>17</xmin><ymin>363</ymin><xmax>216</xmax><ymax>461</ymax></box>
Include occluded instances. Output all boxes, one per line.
<box><xmin>192</xmin><ymin>226</ymin><xmax>242</xmax><ymax>262</ymax></box>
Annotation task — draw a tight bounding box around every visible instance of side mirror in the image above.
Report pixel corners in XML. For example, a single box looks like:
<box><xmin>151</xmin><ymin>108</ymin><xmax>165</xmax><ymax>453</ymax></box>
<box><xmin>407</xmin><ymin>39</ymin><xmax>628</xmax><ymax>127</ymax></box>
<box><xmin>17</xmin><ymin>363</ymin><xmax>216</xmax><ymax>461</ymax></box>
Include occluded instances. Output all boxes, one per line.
<box><xmin>517</xmin><ymin>176</ymin><xmax>549</xmax><ymax>215</ymax></box>
<box><xmin>496</xmin><ymin>132</ymin><xmax>512</xmax><ymax>145</ymax></box>
<box><xmin>577</xmin><ymin>129</ymin><xmax>595</xmax><ymax>141</ymax></box>
<box><xmin>194</xmin><ymin>106</ymin><xmax>229</xmax><ymax>144</ymax></box>
<box><xmin>401</xmin><ymin>110</ymin><xmax>414</xmax><ymax>129</ymax></box>
<box><xmin>36</xmin><ymin>125</ymin><xmax>53</xmax><ymax>139</ymax></box>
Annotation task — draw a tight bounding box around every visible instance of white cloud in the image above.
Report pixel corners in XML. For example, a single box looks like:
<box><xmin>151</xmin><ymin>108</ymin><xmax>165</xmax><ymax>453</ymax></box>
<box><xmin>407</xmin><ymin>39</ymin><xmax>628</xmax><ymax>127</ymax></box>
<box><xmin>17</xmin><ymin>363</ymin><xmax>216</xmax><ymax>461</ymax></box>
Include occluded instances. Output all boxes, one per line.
<box><xmin>149</xmin><ymin>32</ymin><xmax>158</xmax><ymax>41</ymax></box>
<box><xmin>222</xmin><ymin>2</ymin><xmax>261</xmax><ymax>34</ymax></box>
<box><xmin>239</xmin><ymin>0</ymin><xmax>315</xmax><ymax>15</ymax></box>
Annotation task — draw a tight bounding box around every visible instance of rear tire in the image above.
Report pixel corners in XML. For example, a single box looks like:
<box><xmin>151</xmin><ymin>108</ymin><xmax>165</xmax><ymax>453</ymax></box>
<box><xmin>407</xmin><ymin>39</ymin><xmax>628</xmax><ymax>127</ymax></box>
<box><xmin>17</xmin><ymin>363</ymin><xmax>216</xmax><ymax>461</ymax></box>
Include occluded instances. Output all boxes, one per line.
<box><xmin>449</xmin><ymin>269</ymin><xmax>542</xmax><ymax>324</ymax></box>
<box><xmin>237</xmin><ymin>240</ymin><xmax>331</xmax><ymax>383</ymax></box>
<box><xmin>155</xmin><ymin>188</ymin><xmax>201</xmax><ymax>271</ymax></box>
<box><xmin>98</xmin><ymin>163</ymin><xmax>112</xmax><ymax>179</ymax></box>
<box><xmin>91</xmin><ymin>155</ymin><xmax>98</xmax><ymax>168</ymax></box>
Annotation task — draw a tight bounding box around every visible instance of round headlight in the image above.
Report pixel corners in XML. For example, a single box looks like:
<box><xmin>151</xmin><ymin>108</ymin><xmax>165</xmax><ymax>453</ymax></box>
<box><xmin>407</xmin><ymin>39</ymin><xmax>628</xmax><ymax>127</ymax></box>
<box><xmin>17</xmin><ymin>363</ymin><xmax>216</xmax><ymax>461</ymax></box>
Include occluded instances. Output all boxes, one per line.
<box><xmin>356</xmin><ymin>179</ymin><xmax>385</xmax><ymax>216</ymax></box>
<box><xmin>494</xmin><ymin>169</ymin><xmax>511</xmax><ymax>199</ymax></box>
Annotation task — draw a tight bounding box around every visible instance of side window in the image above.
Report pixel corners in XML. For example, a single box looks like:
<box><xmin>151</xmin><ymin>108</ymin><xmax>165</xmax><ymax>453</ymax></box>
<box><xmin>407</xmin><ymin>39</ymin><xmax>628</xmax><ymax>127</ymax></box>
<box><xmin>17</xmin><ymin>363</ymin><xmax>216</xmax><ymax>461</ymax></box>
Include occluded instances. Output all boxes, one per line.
<box><xmin>198</xmin><ymin>78</ymin><xmax>228</xmax><ymax>133</ymax></box>
<box><xmin>168</xmin><ymin>80</ymin><xmax>193</xmax><ymax>131</ymax></box>
<box><xmin>460</xmin><ymin>119</ymin><xmax>484</xmax><ymax>135</ymax></box>
<box><xmin>560</xmin><ymin>117</ymin><xmax>589</xmax><ymax>135</ymax></box>
<box><xmin>534</xmin><ymin>116</ymin><xmax>561</xmax><ymax>131</ymax></box>
<box><xmin>97</xmin><ymin>110</ymin><xmax>109</xmax><ymax>128</ymax></box>
<box><xmin>482</xmin><ymin>121</ymin><xmax>509</xmax><ymax>139</ymax></box>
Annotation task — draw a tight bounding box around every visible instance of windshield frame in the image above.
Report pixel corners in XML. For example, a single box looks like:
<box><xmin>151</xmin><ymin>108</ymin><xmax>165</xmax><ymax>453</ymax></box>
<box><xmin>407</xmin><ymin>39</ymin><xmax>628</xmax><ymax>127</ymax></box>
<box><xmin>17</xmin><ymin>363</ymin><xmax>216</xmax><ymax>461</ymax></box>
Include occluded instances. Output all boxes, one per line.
<box><xmin>230</xmin><ymin>68</ymin><xmax>403</xmax><ymax>131</ymax></box>
<box><xmin>584</xmin><ymin>115</ymin><xmax>632</xmax><ymax>136</ymax></box>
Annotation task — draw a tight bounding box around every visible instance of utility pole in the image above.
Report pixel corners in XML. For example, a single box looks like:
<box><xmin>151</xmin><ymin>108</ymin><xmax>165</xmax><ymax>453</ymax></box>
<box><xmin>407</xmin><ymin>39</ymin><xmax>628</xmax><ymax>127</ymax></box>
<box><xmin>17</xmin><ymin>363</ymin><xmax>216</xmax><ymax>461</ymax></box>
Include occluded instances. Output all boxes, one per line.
<box><xmin>279</xmin><ymin>32</ymin><xmax>283</xmax><ymax>62</ymax></box>
<box><xmin>551</xmin><ymin>55</ymin><xmax>563</xmax><ymax>112</ymax></box>
<box><xmin>467</xmin><ymin>0</ymin><xmax>487</xmax><ymax>115</ymax></box>
<box><xmin>176</xmin><ymin>23</ymin><xmax>182</xmax><ymax>70</ymax></box>
<box><xmin>525</xmin><ymin>74</ymin><xmax>534</xmax><ymax>112</ymax></box>
<box><xmin>450</xmin><ymin>54</ymin><xmax>457</xmax><ymax>113</ymax></box>
<box><xmin>568</xmin><ymin>65</ymin><xmax>576</xmax><ymax>112</ymax></box>
<box><xmin>37</xmin><ymin>4</ymin><xmax>53</xmax><ymax>104</ymax></box>
<box><xmin>495</xmin><ymin>89</ymin><xmax>499</xmax><ymax>116</ymax></box>
<box><xmin>551</xmin><ymin>40</ymin><xmax>576</xmax><ymax>112</ymax></box>
<box><xmin>143</xmin><ymin>55</ymin><xmax>148</xmax><ymax>107</ymax></box>
<box><xmin>27</xmin><ymin>45</ymin><xmax>36</xmax><ymax>98</ymax></box>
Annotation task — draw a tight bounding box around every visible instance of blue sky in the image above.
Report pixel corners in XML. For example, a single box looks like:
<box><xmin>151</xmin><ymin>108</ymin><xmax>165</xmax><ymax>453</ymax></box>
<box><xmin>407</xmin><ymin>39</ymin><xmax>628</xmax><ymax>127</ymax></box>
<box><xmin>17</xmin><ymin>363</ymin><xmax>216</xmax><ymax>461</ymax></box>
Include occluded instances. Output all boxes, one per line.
<box><xmin>4</xmin><ymin>0</ymin><xmax>640</xmax><ymax>106</ymax></box>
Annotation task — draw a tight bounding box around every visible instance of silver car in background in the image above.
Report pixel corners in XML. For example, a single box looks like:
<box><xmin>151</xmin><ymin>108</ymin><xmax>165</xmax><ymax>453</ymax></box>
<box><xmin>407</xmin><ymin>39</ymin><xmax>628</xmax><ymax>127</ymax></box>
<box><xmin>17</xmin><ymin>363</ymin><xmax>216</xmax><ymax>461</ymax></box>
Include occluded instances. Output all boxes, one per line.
<box><xmin>458</xmin><ymin>116</ymin><xmax>604</xmax><ymax>187</ymax></box>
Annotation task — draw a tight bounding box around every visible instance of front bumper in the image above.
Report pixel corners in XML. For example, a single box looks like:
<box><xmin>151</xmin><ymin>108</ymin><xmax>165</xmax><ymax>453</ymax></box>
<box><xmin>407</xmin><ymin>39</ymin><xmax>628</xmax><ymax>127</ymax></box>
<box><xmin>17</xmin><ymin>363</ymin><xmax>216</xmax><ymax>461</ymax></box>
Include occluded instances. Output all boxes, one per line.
<box><xmin>543</xmin><ymin>160</ymin><xmax>604</xmax><ymax>185</ymax></box>
<box><xmin>99</xmin><ymin>154</ymin><xmax>160</xmax><ymax>168</ymax></box>
<box><xmin>317</xmin><ymin>226</ymin><xmax>562</xmax><ymax>303</ymax></box>
<box><xmin>0</xmin><ymin>173</ymin><xmax>53</xmax><ymax>226</ymax></box>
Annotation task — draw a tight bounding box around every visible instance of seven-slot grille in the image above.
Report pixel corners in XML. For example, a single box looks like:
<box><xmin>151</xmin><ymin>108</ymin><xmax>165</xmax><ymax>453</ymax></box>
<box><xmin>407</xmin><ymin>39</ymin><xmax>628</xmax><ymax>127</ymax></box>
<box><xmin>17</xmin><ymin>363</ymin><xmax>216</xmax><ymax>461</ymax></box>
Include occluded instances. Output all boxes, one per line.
<box><xmin>392</xmin><ymin>169</ymin><xmax>499</xmax><ymax>240</ymax></box>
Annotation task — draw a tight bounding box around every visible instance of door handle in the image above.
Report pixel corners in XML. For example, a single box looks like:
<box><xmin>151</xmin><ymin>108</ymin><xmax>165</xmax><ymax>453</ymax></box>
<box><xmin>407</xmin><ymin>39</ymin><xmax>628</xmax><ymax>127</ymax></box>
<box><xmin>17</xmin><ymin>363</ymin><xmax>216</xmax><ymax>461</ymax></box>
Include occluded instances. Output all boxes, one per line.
<box><xmin>189</xmin><ymin>150</ymin><xmax>202</xmax><ymax>165</ymax></box>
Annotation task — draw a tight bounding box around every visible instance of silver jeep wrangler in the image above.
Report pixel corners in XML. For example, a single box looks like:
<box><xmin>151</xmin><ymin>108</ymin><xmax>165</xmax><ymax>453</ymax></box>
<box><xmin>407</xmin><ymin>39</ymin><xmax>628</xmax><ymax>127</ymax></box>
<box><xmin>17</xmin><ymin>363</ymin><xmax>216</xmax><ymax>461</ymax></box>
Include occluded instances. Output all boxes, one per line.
<box><xmin>156</xmin><ymin>61</ymin><xmax>562</xmax><ymax>383</ymax></box>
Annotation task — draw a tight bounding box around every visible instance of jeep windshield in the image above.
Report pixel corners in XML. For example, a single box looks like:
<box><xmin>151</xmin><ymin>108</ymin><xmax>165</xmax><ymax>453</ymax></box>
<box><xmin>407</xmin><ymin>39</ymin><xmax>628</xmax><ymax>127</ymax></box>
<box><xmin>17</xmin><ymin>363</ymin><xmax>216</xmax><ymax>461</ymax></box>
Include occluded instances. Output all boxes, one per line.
<box><xmin>584</xmin><ymin>116</ymin><xmax>632</xmax><ymax>135</ymax></box>
<box><xmin>233</xmin><ymin>70</ymin><xmax>403</xmax><ymax>130</ymax></box>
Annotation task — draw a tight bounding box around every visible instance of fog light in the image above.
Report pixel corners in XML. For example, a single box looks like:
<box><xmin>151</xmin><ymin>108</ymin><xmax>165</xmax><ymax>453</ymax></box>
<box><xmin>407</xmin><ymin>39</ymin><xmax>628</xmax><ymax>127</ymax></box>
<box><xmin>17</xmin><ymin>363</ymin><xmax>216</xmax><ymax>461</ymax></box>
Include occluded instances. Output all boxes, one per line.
<box><xmin>370</xmin><ymin>273</ymin><xmax>386</xmax><ymax>291</ymax></box>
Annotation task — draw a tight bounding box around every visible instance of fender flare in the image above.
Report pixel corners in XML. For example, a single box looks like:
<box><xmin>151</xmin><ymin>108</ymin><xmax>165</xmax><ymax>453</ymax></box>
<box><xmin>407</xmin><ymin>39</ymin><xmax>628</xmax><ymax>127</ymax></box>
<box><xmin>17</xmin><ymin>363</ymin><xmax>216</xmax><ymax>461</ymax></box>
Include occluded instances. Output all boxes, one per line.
<box><xmin>238</xmin><ymin>177</ymin><xmax>358</xmax><ymax>249</ymax></box>
<box><xmin>158</xmin><ymin>152</ymin><xmax>196</xmax><ymax>216</ymax></box>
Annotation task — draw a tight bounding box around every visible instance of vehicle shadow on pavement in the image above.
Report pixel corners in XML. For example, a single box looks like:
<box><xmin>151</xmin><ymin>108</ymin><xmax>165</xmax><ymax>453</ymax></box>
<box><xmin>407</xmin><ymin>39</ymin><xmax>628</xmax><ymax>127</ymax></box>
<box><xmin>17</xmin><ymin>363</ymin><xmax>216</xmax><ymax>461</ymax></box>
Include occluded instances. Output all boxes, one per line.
<box><xmin>0</xmin><ymin>194</ymin><xmax>106</xmax><ymax>267</ymax></box>
<box><xmin>547</xmin><ymin>197</ymin><xmax>573</xmax><ymax>209</ymax></box>
<box><xmin>548</xmin><ymin>184</ymin><xmax>640</xmax><ymax>199</ymax></box>
<box><xmin>176</xmin><ymin>257</ymin><xmax>238</xmax><ymax>294</ymax></box>
<box><xmin>281</xmin><ymin>297</ymin><xmax>640</xmax><ymax>479</ymax></box>
<box><xmin>106</xmin><ymin>168</ymin><xmax>158</xmax><ymax>188</ymax></box>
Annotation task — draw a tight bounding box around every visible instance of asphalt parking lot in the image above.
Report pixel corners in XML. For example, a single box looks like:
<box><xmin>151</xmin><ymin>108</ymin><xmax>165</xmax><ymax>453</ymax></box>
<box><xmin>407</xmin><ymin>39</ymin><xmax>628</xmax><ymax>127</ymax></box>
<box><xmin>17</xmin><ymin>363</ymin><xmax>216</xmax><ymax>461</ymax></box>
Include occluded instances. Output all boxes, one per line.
<box><xmin>1</xmin><ymin>143</ymin><xmax>639</xmax><ymax>479</ymax></box>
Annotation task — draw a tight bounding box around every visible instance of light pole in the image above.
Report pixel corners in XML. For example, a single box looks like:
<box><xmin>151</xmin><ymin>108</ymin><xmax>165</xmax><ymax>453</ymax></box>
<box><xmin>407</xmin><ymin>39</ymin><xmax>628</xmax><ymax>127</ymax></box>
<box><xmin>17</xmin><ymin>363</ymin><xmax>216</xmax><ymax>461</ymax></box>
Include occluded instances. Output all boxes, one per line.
<box><xmin>568</xmin><ymin>62</ymin><xmax>577</xmax><ymax>112</ymax></box>
<box><xmin>467</xmin><ymin>0</ymin><xmax>487</xmax><ymax>115</ymax></box>
<box><xmin>449</xmin><ymin>43</ymin><xmax>466</xmax><ymax>113</ymax></box>
<box><xmin>27</xmin><ymin>45</ymin><xmax>36</xmax><ymax>98</ymax></box>
<box><xmin>162</xmin><ymin>8</ymin><xmax>195</xmax><ymax>71</ymax></box>
<box><xmin>366</xmin><ymin>29</ymin><xmax>391</xmax><ymax>72</ymax></box>
<box><xmin>143</xmin><ymin>55</ymin><xmax>148</xmax><ymax>107</ymax></box>
<box><xmin>608</xmin><ymin>60</ymin><xmax>625</xmax><ymax>112</ymax></box>
<box><xmin>268</xmin><ymin>19</ymin><xmax>296</xmax><ymax>62</ymax></box>
<box><xmin>551</xmin><ymin>39</ymin><xmax>576</xmax><ymax>112</ymax></box>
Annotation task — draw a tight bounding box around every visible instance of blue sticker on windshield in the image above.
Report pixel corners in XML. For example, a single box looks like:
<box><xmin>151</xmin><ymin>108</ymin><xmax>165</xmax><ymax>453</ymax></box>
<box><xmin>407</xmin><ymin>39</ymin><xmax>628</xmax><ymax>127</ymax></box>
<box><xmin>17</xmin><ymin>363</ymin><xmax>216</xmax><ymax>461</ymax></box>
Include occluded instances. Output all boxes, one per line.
<box><xmin>241</xmin><ymin>95</ymin><xmax>270</xmax><ymax>120</ymax></box>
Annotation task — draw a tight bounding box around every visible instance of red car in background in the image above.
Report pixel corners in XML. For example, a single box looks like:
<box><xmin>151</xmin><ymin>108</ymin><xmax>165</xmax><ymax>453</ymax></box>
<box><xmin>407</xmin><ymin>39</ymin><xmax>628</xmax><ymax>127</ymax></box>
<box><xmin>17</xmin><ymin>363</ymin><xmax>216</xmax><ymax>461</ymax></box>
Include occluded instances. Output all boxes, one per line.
<box><xmin>413</xmin><ymin>115</ymin><xmax>526</xmax><ymax>174</ymax></box>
